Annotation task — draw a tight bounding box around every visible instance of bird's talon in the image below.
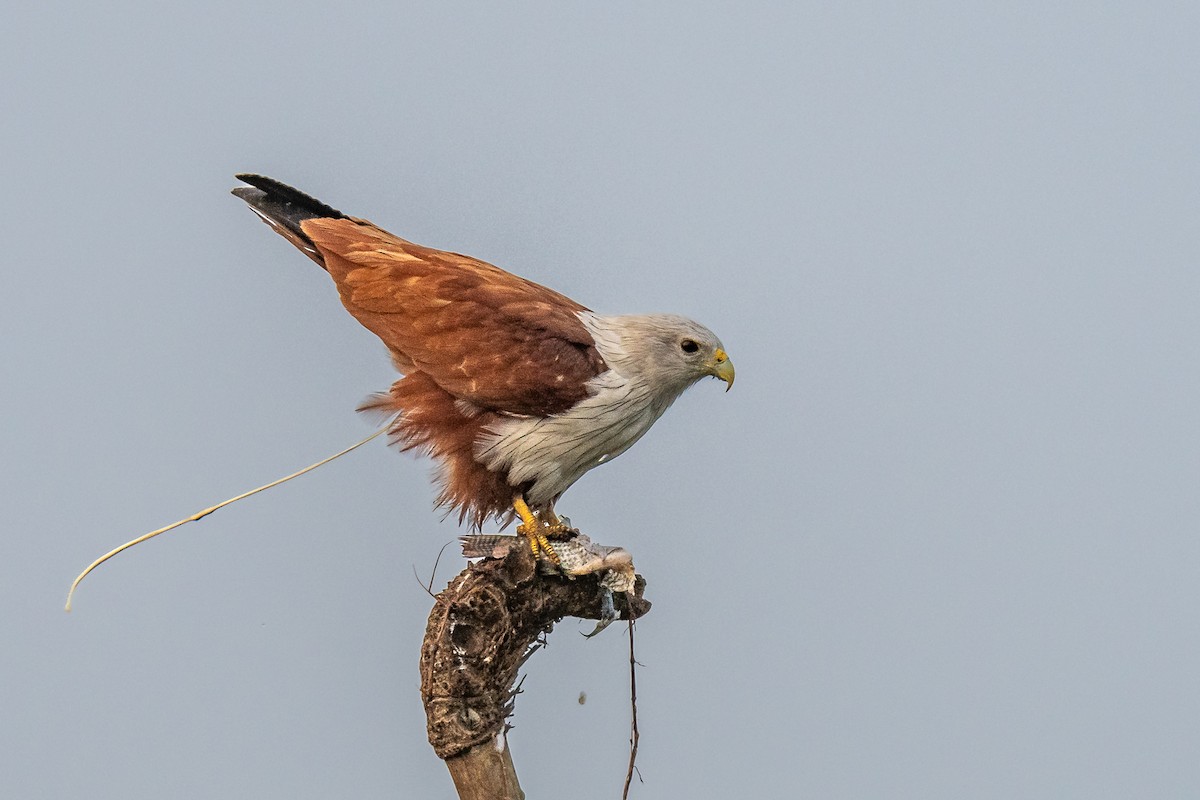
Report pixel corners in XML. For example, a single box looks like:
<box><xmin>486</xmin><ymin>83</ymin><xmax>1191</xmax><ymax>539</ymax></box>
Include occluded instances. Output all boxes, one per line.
<box><xmin>518</xmin><ymin>523</ymin><xmax>562</xmax><ymax>565</ymax></box>
<box><xmin>543</xmin><ymin>523</ymin><xmax>578</xmax><ymax>540</ymax></box>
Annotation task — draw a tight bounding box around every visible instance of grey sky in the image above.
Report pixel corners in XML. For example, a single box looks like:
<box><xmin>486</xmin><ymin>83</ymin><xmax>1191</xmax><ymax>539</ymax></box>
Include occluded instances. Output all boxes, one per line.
<box><xmin>4</xmin><ymin>3</ymin><xmax>1199</xmax><ymax>798</ymax></box>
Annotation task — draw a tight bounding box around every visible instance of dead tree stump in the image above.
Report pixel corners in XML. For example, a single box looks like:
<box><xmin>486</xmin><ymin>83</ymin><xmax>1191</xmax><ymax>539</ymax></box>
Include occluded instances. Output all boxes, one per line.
<box><xmin>420</xmin><ymin>545</ymin><xmax>650</xmax><ymax>799</ymax></box>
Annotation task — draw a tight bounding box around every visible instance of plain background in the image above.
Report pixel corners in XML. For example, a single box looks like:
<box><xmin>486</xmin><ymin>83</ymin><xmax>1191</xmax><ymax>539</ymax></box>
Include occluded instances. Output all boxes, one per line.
<box><xmin>4</xmin><ymin>3</ymin><xmax>1199</xmax><ymax>798</ymax></box>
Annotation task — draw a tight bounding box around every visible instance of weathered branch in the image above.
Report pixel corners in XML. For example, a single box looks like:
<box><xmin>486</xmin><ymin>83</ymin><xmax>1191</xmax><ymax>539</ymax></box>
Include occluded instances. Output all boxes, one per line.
<box><xmin>420</xmin><ymin>543</ymin><xmax>650</xmax><ymax>799</ymax></box>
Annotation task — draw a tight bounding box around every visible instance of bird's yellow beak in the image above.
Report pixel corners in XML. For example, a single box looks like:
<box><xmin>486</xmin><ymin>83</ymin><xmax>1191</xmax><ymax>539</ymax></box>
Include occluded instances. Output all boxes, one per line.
<box><xmin>708</xmin><ymin>348</ymin><xmax>735</xmax><ymax>391</ymax></box>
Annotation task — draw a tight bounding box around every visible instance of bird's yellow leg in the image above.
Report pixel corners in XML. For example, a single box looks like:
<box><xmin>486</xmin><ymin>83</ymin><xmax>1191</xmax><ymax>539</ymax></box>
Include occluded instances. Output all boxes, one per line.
<box><xmin>514</xmin><ymin>495</ymin><xmax>561</xmax><ymax>565</ymax></box>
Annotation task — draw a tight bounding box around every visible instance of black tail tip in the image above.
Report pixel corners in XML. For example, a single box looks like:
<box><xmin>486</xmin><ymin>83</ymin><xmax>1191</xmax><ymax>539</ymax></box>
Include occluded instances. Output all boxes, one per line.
<box><xmin>232</xmin><ymin>174</ymin><xmax>346</xmax><ymax>219</ymax></box>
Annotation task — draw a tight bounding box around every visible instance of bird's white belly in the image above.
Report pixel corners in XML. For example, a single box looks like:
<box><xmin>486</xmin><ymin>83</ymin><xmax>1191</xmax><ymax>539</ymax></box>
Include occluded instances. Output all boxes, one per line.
<box><xmin>474</xmin><ymin>372</ymin><xmax>671</xmax><ymax>506</ymax></box>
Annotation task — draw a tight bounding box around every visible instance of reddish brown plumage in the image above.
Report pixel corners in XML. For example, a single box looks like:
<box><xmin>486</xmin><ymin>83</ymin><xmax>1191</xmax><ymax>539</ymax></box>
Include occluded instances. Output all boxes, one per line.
<box><xmin>233</xmin><ymin>176</ymin><xmax>619</xmax><ymax>527</ymax></box>
<box><xmin>303</xmin><ymin>218</ymin><xmax>606</xmax><ymax>417</ymax></box>
<box><xmin>293</xmin><ymin>217</ymin><xmax>607</xmax><ymax>526</ymax></box>
<box><xmin>359</xmin><ymin>373</ymin><xmax>524</xmax><ymax>528</ymax></box>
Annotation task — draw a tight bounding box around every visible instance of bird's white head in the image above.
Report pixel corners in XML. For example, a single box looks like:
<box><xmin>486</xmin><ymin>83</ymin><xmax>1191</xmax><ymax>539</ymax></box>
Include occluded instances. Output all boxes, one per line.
<box><xmin>586</xmin><ymin>313</ymin><xmax>734</xmax><ymax>396</ymax></box>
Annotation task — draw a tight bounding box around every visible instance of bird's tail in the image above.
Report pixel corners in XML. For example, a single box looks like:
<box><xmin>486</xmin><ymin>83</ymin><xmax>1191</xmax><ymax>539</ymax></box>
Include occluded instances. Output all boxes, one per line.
<box><xmin>232</xmin><ymin>174</ymin><xmax>347</xmax><ymax>268</ymax></box>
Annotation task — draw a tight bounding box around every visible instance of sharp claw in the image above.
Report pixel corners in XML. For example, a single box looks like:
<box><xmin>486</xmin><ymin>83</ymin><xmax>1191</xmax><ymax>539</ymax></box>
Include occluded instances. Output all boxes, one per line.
<box><xmin>582</xmin><ymin>587</ymin><xmax>617</xmax><ymax>638</ymax></box>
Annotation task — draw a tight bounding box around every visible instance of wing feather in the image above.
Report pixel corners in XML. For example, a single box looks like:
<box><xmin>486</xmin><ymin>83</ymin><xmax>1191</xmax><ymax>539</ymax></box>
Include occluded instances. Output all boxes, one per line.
<box><xmin>300</xmin><ymin>217</ymin><xmax>606</xmax><ymax>417</ymax></box>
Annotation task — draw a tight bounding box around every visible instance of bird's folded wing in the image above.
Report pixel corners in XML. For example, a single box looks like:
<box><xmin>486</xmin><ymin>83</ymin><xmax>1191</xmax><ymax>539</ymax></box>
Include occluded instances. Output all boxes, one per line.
<box><xmin>302</xmin><ymin>218</ymin><xmax>607</xmax><ymax>417</ymax></box>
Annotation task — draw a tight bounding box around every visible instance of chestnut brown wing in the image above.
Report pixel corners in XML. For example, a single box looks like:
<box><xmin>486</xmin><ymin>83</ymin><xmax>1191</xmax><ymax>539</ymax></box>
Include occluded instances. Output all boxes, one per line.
<box><xmin>301</xmin><ymin>217</ymin><xmax>606</xmax><ymax>417</ymax></box>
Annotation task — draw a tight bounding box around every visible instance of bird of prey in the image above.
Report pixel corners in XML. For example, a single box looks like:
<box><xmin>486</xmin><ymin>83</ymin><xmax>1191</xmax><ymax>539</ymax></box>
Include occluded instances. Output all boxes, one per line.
<box><xmin>232</xmin><ymin>175</ymin><xmax>734</xmax><ymax>559</ymax></box>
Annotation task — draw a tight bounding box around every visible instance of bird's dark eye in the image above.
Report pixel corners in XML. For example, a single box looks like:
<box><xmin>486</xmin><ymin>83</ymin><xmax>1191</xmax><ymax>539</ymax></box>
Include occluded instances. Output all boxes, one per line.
<box><xmin>680</xmin><ymin>339</ymin><xmax>699</xmax><ymax>354</ymax></box>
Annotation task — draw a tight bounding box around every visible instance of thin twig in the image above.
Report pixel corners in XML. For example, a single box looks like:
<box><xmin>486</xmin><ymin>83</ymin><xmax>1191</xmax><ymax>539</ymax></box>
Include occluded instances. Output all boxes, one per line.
<box><xmin>64</xmin><ymin>425</ymin><xmax>388</xmax><ymax>611</ymax></box>
<box><xmin>413</xmin><ymin>540</ymin><xmax>454</xmax><ymax>598</ymax></box>
<box><xmin>622</xmin><ymin>611</ymin><xmax>642</xmax><ymax>800</ymax></box>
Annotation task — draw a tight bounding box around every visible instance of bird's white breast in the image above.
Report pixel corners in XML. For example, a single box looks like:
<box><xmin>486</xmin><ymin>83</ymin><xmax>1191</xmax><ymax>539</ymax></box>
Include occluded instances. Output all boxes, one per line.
<box><xmin>473</xmin><ymin>312</ymin><xmax>678</xmax><ymax>506</ymax></box>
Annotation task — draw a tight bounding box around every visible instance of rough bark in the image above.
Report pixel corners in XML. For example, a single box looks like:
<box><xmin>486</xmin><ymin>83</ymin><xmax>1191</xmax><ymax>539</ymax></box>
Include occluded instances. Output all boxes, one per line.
<box><xmin>420</xmin><ymin>545</ymin><xmax>650</xmax><ymax>799</ymax></box>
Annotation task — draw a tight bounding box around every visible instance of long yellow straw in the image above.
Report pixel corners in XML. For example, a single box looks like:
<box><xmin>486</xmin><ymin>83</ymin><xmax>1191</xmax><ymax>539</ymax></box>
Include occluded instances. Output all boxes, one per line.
<box><xmin>65</xmin><ymin>425</ymin><xmax>388</xmax><ymax>612</ymax></box>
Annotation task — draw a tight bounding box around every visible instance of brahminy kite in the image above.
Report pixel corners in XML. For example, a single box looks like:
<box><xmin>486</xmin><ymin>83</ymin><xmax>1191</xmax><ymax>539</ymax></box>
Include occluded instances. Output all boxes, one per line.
<box><xmin>232</xmin><ymin>175</ymin><xmax>734</xmax><ymax>560</ymax></box>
